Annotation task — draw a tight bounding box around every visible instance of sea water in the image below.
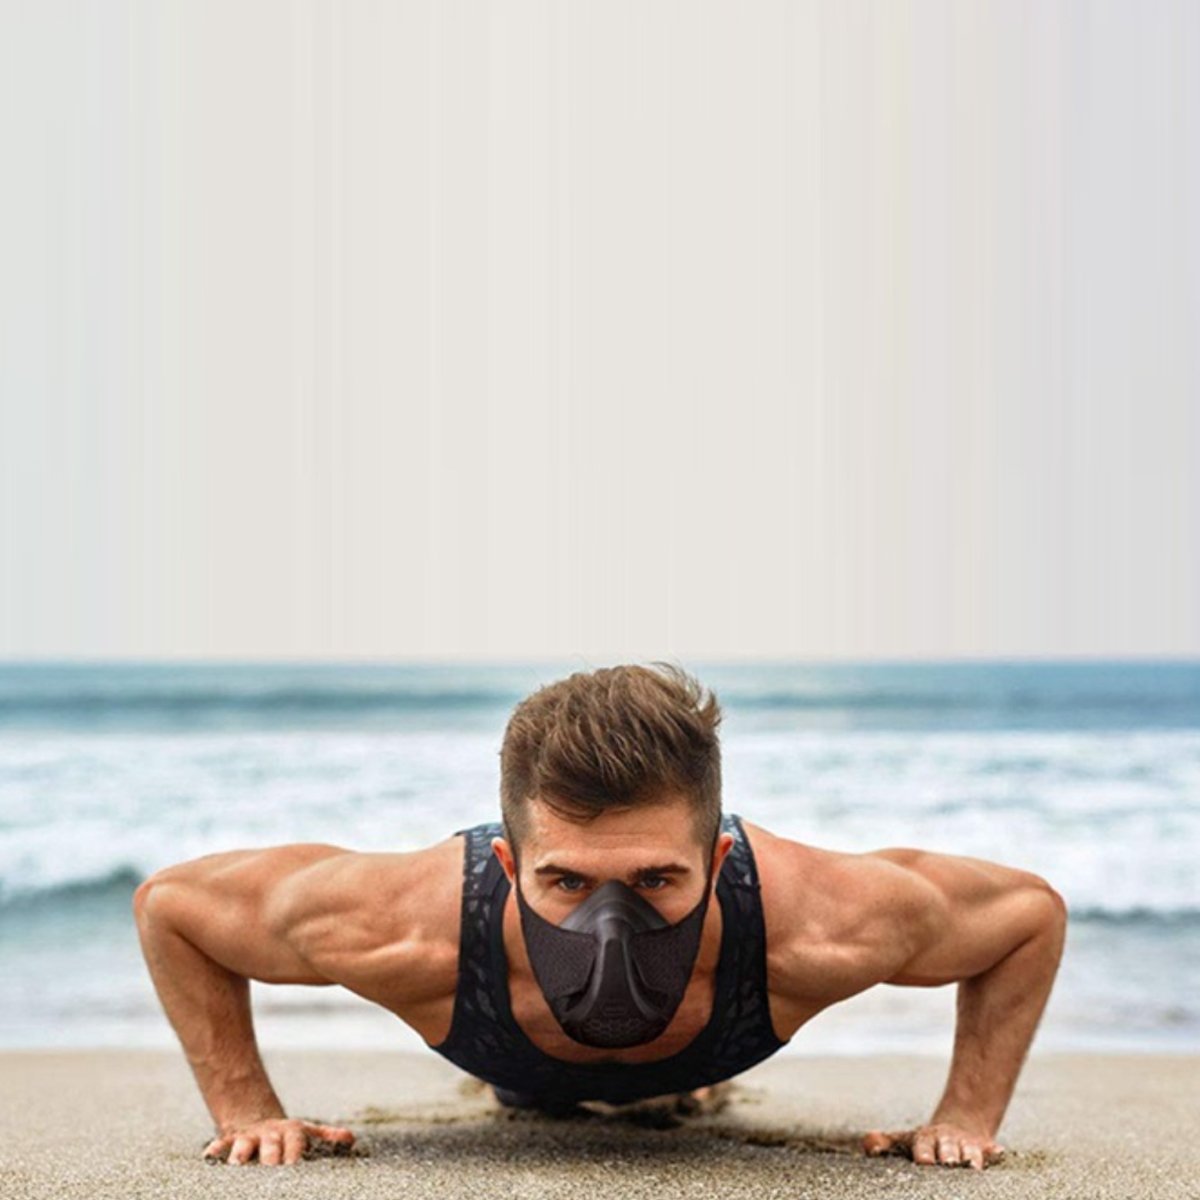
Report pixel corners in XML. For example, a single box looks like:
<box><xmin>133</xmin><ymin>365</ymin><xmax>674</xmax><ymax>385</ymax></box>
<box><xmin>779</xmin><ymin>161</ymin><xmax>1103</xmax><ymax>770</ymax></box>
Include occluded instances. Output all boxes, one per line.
<box><xmin>0</xmin><ymin>659</ymin><xmax>1196</xmax><ymax>1055</ymax></box>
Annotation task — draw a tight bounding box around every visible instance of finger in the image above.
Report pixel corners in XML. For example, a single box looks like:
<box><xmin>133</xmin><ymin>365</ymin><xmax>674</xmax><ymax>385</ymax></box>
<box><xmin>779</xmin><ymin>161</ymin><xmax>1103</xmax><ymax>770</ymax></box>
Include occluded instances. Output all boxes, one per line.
<box><xmin>283</xmin><ymin>1128</ymin><xmax>307</xmax><ymax>1165</ymax></box>
<box><xmin>307</xmin><ymin>1123</ymin><xmax>356</xmax><ymax>1145</ymax></box>
<box><xmin>862</xmin><ymin>1131</ymin><xmax>894</xmax><ymax>1156</ymax></box>
<box><xmin>912</xmin><ymin>1130</ymin><xmax>937</xmax><ymax>1166</ymax></box>
<box><xmin>863</xmin><ymin>1129</ymin><xmax>912</xmax><ymax>1156</ymax></box>
<box><xmin>228</xmin><ymin>1135</ymin><xmax>257</xmax><ymax>1166</ymax></box>
<box><xmin>259</xmin><ymin>1133</ymin><xmax>283</xmax><ymax>1167</ymax></box>
<box><xmin>965</xmin><ymin>1142</ymin><xmax>985</xmax><ymax>1171</ymax></box>
<box><xmin>202</xmin><ymin>1137</ymin><xmax>230</xmax><ymax>1162</ymax></box>
<box><xmin>936</xmin><ymin>1133</ymin><xmax>962</xmax><ymax>1165</ymax></box>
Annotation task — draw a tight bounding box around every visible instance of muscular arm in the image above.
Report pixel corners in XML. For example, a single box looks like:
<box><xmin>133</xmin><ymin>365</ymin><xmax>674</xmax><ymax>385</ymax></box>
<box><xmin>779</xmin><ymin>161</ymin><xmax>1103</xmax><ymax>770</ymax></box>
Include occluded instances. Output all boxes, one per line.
<box><xmin>752</xmin><ymin>822</ymin><xmax>1066</xmax><ymax>1168</ymax></box>
<box><xmin>866</xmin><ymin>847</ymin><xmax>1068</xmax><ymax>1141</ymax></box>
<box><xmin>132</xmin><ymin>840</ymin><xmax>459</xmax><ymax>1147</ymax></box>
<box><xmin>132</xmin><ymin>844</ymin><xmax>349</xmax><ymax>1136</ymax></box>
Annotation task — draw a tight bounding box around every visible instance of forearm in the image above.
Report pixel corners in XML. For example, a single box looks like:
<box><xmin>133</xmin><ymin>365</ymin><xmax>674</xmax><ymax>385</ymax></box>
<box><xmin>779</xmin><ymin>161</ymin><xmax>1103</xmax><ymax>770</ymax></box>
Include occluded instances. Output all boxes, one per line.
<box><xmin>931</xmin><ymin>895</ymin><xmax>1067</xmax><ymax>1136</ymax></box>
<box><xmin>134</xmin><ymin>885</ymin><xmax>286</xmax><ymax>1134</ymax></box>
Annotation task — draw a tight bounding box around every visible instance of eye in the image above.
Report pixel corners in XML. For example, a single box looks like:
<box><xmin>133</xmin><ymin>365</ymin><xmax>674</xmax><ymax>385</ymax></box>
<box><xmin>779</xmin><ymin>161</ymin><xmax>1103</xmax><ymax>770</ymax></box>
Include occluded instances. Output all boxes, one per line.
<box><xmin>639</xmin><ymin>874</ymin><xmax>668</xmax><ymax>891</ymax></box>
<box><xmin>556</xmin><ymin>875</ymin><xmax>586</xmax><ymax>893</ymax></box>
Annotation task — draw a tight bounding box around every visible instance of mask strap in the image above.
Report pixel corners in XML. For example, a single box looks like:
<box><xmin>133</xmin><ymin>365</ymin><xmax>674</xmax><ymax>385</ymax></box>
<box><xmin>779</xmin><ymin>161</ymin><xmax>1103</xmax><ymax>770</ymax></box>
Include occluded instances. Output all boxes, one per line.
<box><xmin>699</xmin><ymin>820</ymin><xmax>721</xmax><ymax>905</ymax></box>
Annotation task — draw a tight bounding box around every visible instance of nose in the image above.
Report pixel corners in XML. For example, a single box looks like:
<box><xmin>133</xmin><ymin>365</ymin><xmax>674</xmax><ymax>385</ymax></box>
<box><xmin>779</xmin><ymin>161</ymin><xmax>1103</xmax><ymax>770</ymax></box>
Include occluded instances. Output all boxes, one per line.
<box><xmin>559</xmin><ymin>880</ymin><xmax>669</xmax><ymax>933</ymax></box>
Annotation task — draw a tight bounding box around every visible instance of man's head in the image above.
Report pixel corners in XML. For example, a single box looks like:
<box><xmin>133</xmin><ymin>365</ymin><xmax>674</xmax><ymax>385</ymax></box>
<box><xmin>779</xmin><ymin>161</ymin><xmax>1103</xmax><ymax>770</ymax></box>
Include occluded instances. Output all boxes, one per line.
<box><xmin>491</xmin><ymin>662</ymin><xmax>731</xmax><ymax>1047</ymax></box>
<box><xmin>497</xmin><ymin>660</ymin><xmax>724</xmax><ymax>861</ymax></box>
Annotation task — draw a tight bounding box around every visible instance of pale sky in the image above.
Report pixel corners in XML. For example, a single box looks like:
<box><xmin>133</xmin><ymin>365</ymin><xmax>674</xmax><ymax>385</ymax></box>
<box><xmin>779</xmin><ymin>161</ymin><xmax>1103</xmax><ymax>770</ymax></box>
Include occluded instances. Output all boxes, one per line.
<box><xmin>1</xmin><ymin>1</ymin><xmax>1197</xmax><ymax>662</ymax></box>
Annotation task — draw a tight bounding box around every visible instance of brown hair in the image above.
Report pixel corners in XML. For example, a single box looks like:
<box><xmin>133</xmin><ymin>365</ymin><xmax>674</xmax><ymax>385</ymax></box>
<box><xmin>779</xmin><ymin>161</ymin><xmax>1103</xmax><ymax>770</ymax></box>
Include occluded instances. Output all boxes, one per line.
<box><xmin>499</xmin><ymin>661</ymin><xmax>723</xmax><ymax>849</ymax></box>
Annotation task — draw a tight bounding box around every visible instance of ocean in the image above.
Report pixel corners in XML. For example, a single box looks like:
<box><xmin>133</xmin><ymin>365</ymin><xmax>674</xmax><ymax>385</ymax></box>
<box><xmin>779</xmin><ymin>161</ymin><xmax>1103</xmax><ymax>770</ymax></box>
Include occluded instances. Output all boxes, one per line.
<box><xmin>1</xmin><ymin>659</ymin><xmax>1197</xmax><ymax>1057</ymax></box>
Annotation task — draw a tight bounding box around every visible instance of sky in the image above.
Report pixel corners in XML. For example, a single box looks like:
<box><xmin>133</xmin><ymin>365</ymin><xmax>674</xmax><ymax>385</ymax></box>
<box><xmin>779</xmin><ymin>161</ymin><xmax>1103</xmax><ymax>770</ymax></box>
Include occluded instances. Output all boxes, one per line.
<box><xmin>0</xmin><ymin>1</ymin><xmax>1197</xmax><ymax>663</ymax></box>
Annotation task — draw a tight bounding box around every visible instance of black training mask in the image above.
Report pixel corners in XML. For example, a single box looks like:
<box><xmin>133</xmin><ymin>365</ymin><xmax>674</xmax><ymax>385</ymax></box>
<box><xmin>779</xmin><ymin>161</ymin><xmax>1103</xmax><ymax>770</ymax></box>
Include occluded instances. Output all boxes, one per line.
<box><xmin>509</xmin><ymin>832</ymin><xmax>718</xmax><ymax>1049</ymax></box>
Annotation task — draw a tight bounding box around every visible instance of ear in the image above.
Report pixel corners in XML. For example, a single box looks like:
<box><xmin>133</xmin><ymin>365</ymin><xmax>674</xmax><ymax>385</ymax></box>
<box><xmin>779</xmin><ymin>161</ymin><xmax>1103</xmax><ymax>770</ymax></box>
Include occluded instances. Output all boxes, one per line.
<box><xmin>491</xmin><ymin>836</ymin><xmax>517</xmax><ymax>884</ymax></box>
<box><xmin>709</xmin><ymin>831</ymin><xmax>735</xmax><ymax>887</ymax></box>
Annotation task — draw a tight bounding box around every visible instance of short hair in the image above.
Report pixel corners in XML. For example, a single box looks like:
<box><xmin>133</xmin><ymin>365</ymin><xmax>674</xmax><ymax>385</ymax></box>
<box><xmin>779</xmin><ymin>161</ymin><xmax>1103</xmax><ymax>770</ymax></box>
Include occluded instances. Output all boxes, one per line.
<box><xmin>499</xmin><ymin>660</ymin><xmax>723</xmax><ymax>850</ymax></box>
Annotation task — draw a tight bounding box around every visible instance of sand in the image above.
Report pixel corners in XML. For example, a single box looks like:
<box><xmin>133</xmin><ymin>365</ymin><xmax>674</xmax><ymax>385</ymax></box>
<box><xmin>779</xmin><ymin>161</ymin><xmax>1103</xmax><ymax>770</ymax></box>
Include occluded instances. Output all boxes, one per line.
<box><xmin>2</xmin><ymin>1049</ymin><xmax>1197</xmax><ymax>1199</ymax></box>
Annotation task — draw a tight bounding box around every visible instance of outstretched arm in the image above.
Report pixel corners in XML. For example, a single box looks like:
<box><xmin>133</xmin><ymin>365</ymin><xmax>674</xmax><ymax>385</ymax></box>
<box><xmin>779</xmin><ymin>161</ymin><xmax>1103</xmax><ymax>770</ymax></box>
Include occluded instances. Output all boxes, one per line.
<box><xmin>134</xmin><ymin>837</ymin><xmax>460</xmax><ymax>1164</ymax></box>
<box><xmin>859</xmin><ymin>847</ymin><xmax>1068</xmax><ymax>1169</ymax></box>
<box><xmin>133</xmin><ymin>844</ymin><xmax>359</xmax><ymax>1163</ymax></box>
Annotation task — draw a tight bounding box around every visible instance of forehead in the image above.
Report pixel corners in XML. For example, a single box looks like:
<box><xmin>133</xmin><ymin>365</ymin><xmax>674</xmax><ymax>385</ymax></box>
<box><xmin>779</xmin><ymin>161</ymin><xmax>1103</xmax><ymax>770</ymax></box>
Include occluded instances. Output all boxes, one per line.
<box><xmin>521</xmin><ymin>793</ymin><xmax>704</xmax><ymax>867</ymax></box>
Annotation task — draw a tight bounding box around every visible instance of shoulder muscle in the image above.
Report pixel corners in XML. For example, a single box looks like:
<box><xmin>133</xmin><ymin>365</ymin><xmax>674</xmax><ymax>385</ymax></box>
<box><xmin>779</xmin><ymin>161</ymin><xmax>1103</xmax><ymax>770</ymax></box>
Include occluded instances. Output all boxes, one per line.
<box><xmin>135</xmin><ymin>835</ymin><xmax>464</xmax><ymax>1010</ymax></box>
<box><xmin>749</xmin><ymin>823</ymin><xmax>942</xmax><ymax>1003</ymax></box>
<box><xmin>264</xmin><ymin>835</ymin><xmax>465</xmax><ymax>1005</ymax></box>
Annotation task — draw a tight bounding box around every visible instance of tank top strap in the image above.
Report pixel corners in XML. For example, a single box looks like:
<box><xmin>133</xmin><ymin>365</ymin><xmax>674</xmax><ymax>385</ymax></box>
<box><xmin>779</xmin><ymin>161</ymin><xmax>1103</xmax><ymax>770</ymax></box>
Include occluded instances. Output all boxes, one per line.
<box><xmin>709</xmin><ymin>812</ymin><xmax>779</xmax><ymax>1061</ymax></box>
<box><xmin>448</xmin><ymin>820</ymin><xmax>507</xmax><ymax>1022</ymax></box>
<box><xmin>458</xmin><ymin>819</ymin><xmax>505</xmax><ymax>898</ymax></box>
<box><xmin>720</xmin><ymin>811</ymin><xmax>762</xmax><ymax>889</ymax></box>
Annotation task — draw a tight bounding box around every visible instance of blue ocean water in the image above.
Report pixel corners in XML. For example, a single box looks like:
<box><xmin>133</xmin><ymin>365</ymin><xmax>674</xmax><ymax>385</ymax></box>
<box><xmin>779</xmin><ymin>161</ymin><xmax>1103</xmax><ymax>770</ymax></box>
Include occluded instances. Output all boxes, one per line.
<box><xmin>0</xmin><ymin>659</ymin><xmax>1197</xmax><ymax>1055</ymax></box>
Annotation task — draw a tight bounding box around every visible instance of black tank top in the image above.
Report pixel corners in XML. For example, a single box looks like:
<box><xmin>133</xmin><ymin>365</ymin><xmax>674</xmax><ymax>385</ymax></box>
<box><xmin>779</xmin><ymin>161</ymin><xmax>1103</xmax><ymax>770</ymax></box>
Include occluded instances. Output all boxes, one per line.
<box><xmin>426</xmin><ymin>812</ymin><xmax>789</xmax><ymax>1105</ymax></box>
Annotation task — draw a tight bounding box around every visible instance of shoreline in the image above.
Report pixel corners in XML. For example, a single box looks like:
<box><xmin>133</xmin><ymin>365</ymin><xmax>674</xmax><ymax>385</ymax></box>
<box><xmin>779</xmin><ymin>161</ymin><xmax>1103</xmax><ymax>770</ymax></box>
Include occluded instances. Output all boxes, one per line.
<box><xmin>3</xmin><ymin>1049</ymin><xmax>1196</xmax><ymax>1198</ymax></box>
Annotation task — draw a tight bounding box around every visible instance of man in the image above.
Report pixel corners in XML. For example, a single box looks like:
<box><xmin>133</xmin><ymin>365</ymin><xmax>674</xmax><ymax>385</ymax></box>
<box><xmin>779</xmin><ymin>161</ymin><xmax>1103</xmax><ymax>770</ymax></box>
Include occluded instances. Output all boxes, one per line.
<box><xmin>134</xmin><ymin>662</ymin><xmax>1067</xmax><ymax>1172</ymax></box>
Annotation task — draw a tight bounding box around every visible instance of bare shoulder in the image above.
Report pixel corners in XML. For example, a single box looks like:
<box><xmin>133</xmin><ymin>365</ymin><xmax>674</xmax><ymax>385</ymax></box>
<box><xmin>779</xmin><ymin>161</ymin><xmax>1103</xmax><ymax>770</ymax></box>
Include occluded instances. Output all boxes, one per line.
<box><xmin>270</xmin><ymin>832</ymin><xmax>465</xmax><ymax>1013</ymax></box>
<box><xmin>739</xmin><ymin>820</ymin><xmax>943</xmax><ymax>1024</ymax></box>
<box><xmin>741</xmin><ymin>819</ymin><xmax>1065</xmax><ymax>1035</ymax></box>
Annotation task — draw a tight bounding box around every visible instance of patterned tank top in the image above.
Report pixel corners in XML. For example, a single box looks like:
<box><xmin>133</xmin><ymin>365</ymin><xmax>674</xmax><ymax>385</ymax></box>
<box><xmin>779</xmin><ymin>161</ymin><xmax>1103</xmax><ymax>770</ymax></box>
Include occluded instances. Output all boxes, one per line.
<box><xmin>426</xmin><ymin>812</ymin><xmax>788</xmax><ymax>1105</ymax></box>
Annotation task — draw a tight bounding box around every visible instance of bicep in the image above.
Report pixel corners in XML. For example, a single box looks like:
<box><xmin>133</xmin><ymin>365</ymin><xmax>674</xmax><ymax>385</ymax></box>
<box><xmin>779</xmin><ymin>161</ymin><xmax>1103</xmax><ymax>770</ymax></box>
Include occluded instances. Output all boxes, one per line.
<box><xmin>134</xmin><ymin>844</ymin><xmax>351</xmax><ymax>985</ymax></box>
<box><xmin>866</xmin><ymin>847</ymin><xmax>1067</xmax><ymax>987</ymax></box>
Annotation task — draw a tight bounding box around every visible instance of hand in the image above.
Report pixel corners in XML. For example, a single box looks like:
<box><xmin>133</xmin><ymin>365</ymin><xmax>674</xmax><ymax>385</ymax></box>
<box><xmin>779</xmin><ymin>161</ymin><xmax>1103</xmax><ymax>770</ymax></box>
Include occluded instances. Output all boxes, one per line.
<box><xmin>202</xmin><ymin>1118</ymin><xmax>357</xmax><ymax>1166</ymax></box>
<box><xmin>862</xmin><ymin>1122</ymin><xmax>1006</xmax><ymax>1171</ymax></box>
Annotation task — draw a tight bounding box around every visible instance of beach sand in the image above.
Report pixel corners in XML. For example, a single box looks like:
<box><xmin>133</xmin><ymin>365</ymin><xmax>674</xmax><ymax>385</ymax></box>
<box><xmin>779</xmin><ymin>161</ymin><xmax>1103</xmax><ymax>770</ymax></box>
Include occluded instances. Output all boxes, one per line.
<box><xmin>2</xmin><ymin>1049</ymin><xmax>1196</xmax><ymax>1199</ymax></box>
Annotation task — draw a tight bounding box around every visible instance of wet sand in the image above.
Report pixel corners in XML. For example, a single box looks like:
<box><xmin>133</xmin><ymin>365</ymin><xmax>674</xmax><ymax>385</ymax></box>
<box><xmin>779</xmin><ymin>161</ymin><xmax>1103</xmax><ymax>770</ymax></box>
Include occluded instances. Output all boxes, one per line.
<box><xmin>2</xmin><ymin>1049</ymin><xmax>1196</xmax><ymax>1199</ymax></box>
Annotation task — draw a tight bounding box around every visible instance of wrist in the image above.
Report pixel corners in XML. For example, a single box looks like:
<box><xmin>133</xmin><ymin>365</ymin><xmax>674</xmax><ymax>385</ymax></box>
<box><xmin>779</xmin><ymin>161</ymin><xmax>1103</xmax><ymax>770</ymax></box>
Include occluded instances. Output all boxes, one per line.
<box><xmin>216</xmin><ymin>1102</ymin><xmax>286</xmax><ymax>1136</ymax></box>
<box><xmin>210</xmin><ymin>1078</ymin><xmax>286</xmax><ymax>1135</ymax></box>
<box><xmin>194</xmin><ymin>1057</ymin><xmax>285</xmax><ymax>1135</ymax></box>
<box><xmin>929</xmin><ymin>1103</ymin><xmax>996</xmax><ymax>1138</ymax></box>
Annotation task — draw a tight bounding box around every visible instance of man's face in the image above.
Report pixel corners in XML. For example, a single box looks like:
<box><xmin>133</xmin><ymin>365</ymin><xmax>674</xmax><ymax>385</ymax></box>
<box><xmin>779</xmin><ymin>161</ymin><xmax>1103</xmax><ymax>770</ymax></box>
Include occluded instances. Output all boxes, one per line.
<box><xmin>492</xmin><ymin>792</ymin><xmax>734</xmax><ymax>924</ymax></box>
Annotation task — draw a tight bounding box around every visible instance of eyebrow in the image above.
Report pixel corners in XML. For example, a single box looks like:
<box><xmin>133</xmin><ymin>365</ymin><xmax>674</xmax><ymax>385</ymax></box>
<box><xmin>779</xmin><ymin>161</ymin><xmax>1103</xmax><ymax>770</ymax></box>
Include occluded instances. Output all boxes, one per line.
<box><xmin>533</xmin><ymin>862</ymin><xmax>691</xmax><ymax>882</ymax></box>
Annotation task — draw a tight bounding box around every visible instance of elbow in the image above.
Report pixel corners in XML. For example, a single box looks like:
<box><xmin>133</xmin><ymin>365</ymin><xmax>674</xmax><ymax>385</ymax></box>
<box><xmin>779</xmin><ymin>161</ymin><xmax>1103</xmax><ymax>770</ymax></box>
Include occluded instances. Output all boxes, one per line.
<box><xmin>132</xmin><ymin>875</ymin><xmax>156</xmax><ymax>926</ymax></box>
<box><xmin>1034</xmin><ymin>880</ymin><xmax>1069</xmax><ymax>959</ymax></box>
<box><xmin>1023</xmin><ymin>870</ymin><xmax>1068</xmax><ymax>925</ymax></box>
<box><xmin>132</xmin><ymin>871</ymin><xmax>174</xmax><ymax>929</ymax></box>
<box><xmin>1041</xmin><ymin>880</ymin><xmax>1068</xmax><ymax>923</ymax></box>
